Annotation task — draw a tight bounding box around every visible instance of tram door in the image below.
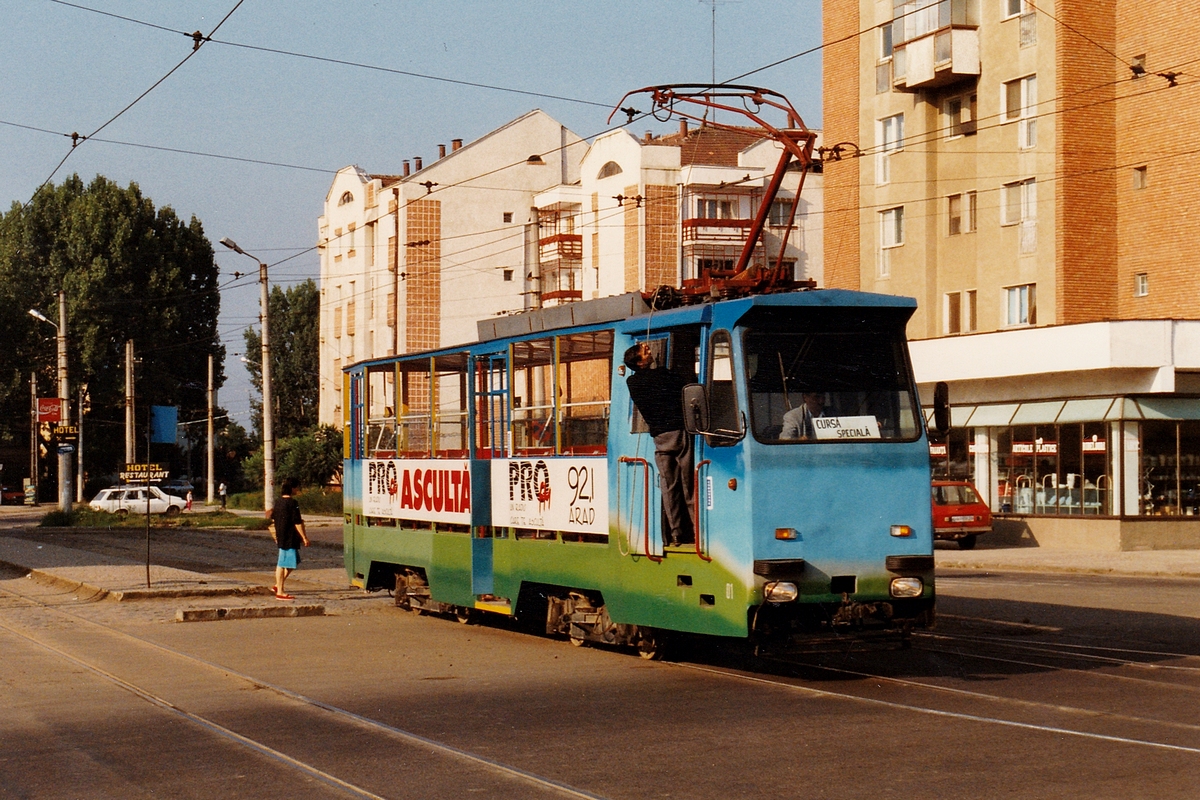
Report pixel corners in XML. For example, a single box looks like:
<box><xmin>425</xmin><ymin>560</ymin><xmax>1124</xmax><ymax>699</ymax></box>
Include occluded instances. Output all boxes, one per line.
<box><xmin>346</xmin><ymin>370</ymin><xmax>365</xmax><ymax>575</ymax></box>
<box><xmin>472</xmin><ymin>352</ymin><xmax>508</xmax><ymax>595</ymax></box>
<box><xmin>619</xmin><ymin>327</ymin><xmax>703</xmax><ymax>555</ymax></box>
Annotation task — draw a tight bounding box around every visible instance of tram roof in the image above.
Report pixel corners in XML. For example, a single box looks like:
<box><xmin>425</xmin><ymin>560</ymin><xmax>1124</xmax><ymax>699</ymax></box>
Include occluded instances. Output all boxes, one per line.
<box><xmin>346</xmin><ymin>289</ymin><xmax>917</xmax><ymax>373</ymax></box>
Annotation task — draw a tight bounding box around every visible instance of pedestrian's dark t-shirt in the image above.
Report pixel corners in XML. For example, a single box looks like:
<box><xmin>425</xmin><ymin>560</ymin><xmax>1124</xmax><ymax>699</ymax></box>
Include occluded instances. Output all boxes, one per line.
<box><xmin>271</xmin><ymin>496</ymin><xmax>304</xmax><ymax>550</ymax></box>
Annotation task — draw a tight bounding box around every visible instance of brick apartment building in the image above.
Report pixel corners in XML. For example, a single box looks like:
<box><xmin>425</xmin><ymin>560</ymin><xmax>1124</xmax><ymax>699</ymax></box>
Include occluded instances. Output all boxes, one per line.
<box><xmin>824</xmin><ymin>0</ymin><xmax>1200</xmax><ymax>548</ymax></box>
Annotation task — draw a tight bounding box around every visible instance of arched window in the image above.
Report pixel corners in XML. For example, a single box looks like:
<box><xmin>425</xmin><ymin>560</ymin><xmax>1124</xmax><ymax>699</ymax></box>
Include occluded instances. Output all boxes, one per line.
<box><xmin>597</xmin><ymin>161</ymin><xmax>623</xmax><ymax>179</ymax></box>
<box><xmin>526</xmin><ymin>154</ymin><xmax>545</xmax><ymax>164</ymax></box>
<box><xmin>338</xmin><ymin>191</ymin><xmax>354</xmax><ymax>206</ymax></box>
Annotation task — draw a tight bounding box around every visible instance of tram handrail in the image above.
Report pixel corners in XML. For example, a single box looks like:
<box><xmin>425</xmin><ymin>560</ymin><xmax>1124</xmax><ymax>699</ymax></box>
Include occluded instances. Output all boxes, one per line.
<box><xmin>618</xmin><ymin>456</ymin><xmax>662</xmax><ymax>562</ymax></box>
<box><xmin>693</xmin><ymin>459</ymin><xmax>712</xmax><ymax>562</ymax></box>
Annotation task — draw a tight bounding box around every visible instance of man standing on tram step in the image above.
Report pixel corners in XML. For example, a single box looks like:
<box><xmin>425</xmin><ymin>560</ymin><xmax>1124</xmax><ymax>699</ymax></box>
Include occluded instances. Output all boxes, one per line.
<box><xmin>269</xmin><ymin>480</ymin><xmax>309</xmax><ymax>600</ymax></box>
<box><xmin>624</xmin><ymin>342</ymin><xmax>696</xmax><ymax>547</ymax></box>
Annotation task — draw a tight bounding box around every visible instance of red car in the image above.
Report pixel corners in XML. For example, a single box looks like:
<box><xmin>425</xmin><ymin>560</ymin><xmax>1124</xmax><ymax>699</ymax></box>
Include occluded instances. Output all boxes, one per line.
<box><xmin>932</xmin><ymin>480</ymin><xmax>992</xmax><ymax>549</ymax></box>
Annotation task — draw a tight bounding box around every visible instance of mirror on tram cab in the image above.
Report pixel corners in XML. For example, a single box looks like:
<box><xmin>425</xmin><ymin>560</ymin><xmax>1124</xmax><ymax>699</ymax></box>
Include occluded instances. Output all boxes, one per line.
<box><xmin>932</xmin><ymin>381</ymin><xmax>951</xmax><ymax>441</ymax></box>
<box><xmin>682</xmin><ymin>383</ymin><xmax>709</xmax><ymax>434</ymax></box>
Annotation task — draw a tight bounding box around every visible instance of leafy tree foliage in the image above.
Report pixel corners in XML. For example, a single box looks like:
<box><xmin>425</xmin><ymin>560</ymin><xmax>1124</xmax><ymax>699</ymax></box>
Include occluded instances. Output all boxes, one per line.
<box><xmin>242</xmin><ymin>424</ymin><xmax>342</xmax><ymax>490</ymax></box>
<box><xmin>242</xmin><ymin>279</ymin><xmax>318</xmax><ymax>441</ymax></box>
<box><xmin>0</xmin><ymin>175</ymin><xmax>224</xmax><ymax>487</ymax></box>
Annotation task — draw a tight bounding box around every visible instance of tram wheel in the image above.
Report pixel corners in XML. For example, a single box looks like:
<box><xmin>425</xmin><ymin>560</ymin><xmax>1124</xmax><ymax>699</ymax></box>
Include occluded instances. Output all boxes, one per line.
<box><xmin>637</xmin><ymin>629</ymin><xmax>667</xmax><ymax>661</ymax></box>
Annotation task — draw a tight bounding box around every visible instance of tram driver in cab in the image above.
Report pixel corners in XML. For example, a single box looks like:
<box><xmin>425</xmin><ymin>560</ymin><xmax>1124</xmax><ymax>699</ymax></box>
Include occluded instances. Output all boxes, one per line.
<box><xmin>781</xmin><ymin>391</ymin><xmax>827</xmax><ymax>440</ymax></box>
<box><xmin>624</xmin><ymin>342</ymin><xmax>696</xmax><ymax>548</ymax></box>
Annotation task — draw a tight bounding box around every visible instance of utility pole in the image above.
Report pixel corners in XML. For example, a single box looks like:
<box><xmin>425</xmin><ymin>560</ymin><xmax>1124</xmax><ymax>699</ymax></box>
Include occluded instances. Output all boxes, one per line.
<box><xmin>207</xmin><ymin>353</ymin><xmax>215</xmax><ymax>505</ymax></box>
<box><xmin>30</xmin><ymin>372</ymin><xmax>37</xmax><ymax>504</ymax></box>
<box><xmin>125</xmin><ymin>339</ymin><xmax>135</xmax><ymax>464</ymax></box>
<box><xmin>56</xmin><ymin>291</ymin><xmax>71</xmax><ymax>512</ymax></box>
<box><xmin>220</xmin><ymin>237</ymin><xmax>274</xmax><ymax>513</ymax></box>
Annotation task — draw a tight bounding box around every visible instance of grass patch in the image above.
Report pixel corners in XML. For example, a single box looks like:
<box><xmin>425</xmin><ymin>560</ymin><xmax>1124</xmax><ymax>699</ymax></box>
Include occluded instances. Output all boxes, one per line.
<box><xmin>39</xmin><ymin>507</ymin><xmax>263</xmax><ymax>529</ymax></box>
<box><xmin>230</xmin><ymin>487</ymin><xmax>343</xmax><ymax>517</ymax></box>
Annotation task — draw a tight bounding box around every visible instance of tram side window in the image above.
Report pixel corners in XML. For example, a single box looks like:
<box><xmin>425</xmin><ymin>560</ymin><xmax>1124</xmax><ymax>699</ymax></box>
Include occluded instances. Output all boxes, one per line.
<box><xmin>559</xmin><ymin>330</ymin><xmax>613</xmax><ymax>454</ymax></box>
<box><xmin>434</xmin><ymin>353</ymin><xmax>470</xmax><ymax>457</ymax></box>
<box><xmin>628</xmin><ymin>329</ymin><xmax>700</xmax><ymax>435</ymax></box>
<box><xmin>398</xmin><ymin>359</ymin><xmax>432</xmax><ymax>457</ymax></box>
<box><xmin>512</xmin><ymin>338</ymin><xmax>556</xmax><ymax>455</ymax></box>
<box><xmin>707</xmin><ymin>330</ymin><xmax>740</xmax><ymax>446</ymax></box>
<box><xmin>366</xmin><ymin>366</ymin><xmax>397</xmax><ymax>457</ymax></box>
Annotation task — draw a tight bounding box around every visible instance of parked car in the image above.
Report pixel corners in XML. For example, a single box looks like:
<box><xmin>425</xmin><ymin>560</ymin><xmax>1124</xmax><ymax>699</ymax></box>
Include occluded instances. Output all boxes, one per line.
<box><xmin>1</xmin><ymin>486</ymin><xmax>25</xmax><ymax>504</ymax></box>
<box><xmin>932</xmin><ymin>480</ymin><xmax>992</xmax><ymax>549</ymax></box>
<box><xmin>159</xmin><ymin>479</ymin><xmax>195</xmax><ymax>500</ymax></box>
<box><xmin>89</xmin><ymin>486</ymin><xmax>185</xmax><ymax>518</ymax></box>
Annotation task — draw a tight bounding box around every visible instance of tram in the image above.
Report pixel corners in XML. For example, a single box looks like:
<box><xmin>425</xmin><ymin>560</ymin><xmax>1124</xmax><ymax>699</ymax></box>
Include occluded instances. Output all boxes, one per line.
<box><xmin>342</xmin><ymin>288</ymin><xmax>945</xmax><ymax>656</ymax></box>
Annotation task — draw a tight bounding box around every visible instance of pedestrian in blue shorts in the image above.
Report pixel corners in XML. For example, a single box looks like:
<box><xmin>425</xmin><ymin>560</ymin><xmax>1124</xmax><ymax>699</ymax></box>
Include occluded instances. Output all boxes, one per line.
<box><xmin>269</xmin><ymin>480</ymin><xmax>309</xmax><ymax>599</ymax></box>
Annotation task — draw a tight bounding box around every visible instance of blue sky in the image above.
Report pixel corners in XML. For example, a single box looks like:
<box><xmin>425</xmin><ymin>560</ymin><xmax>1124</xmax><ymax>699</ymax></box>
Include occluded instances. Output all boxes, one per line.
<box><xmin>2</xmin><ymin>0</ymin><xmax>823</xmax><ymax>427</ymax></box>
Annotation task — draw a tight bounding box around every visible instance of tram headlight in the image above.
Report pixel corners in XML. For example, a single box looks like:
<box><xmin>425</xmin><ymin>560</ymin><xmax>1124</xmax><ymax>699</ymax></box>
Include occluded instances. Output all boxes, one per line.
<box><xmin>763</xmin><ymin>581</ymin><xmax>799</xmax><ymax>603</ymax></box>
<box><xmin>890</xmin><ymin>577</ymin><xmax>923</xmax><ymax>598</ymax></box>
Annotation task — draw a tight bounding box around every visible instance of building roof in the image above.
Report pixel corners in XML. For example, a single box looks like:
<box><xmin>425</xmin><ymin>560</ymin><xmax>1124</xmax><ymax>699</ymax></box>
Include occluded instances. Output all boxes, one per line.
<box><xmin>652</xmin><ymin>123</ymin><xmax>764</xmax><ymax>167</ymax></box>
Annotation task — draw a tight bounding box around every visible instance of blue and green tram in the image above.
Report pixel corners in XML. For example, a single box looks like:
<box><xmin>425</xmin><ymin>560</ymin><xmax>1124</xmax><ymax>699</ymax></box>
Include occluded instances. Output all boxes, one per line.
<box><xmin>342</xmin><ymin>289</ymin><xmax>940</xmax><ymax>655</ymax></box>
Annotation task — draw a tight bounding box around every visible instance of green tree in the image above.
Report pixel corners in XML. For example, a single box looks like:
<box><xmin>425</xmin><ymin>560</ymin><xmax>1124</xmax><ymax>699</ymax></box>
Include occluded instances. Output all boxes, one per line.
<box><xmin>0</xmin><ymin>175</ymin><xmax>224</xmax><ymax>489</ymax></box>
<box><xmin>242</xmin><ymin>279</ymin><xmax>318</xmax><ymax>441</ymax></box>
<box><xmin>244</xmin><ymin>424</ymin><xmax>342</xmax><ymax>490</ymax></box>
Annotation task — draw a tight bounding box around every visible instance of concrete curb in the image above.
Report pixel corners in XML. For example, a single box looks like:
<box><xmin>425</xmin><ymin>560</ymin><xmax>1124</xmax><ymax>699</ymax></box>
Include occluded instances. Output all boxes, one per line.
<box><xmin>936</xmin><ymin>559</ymin><xmax>1200</xmax><ymax>580</ymax></box>
<box><xmin>176</xmin><ymin>605</ymin><xmax>325</xmax><ymax>622</ymax></box>
<box><xmin>14</xmin><ymin>564</ymin><xmax>275</xmax><ymax>601</ymax></box>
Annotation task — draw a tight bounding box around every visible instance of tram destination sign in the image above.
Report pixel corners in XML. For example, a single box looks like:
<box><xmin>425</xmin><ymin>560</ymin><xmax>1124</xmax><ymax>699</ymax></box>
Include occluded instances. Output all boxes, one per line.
<box><xmin>121</xmin><ymin>463</ymin><xmax>169</xmax><ymax>483</ymax></box>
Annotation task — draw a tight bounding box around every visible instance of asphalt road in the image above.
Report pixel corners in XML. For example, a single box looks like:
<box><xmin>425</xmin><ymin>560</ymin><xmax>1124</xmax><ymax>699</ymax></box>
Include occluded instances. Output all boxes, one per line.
<box><xmin>2</xmin><ymin>526</ymin><xmax>1199</xmax><ymax>798</ymax></box>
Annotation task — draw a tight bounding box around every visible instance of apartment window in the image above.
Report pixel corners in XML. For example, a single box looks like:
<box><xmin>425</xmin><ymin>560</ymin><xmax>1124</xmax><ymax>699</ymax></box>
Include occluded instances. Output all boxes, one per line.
<box><xmin>944</xmin><ymin>94</ymin><xmax>978</xmax><ymax>137</ymax></box>
<box><xmin>1003</xmin><ymin>0</ymin><xmax>1028</xmax><ymax>19</ymax></box>
<box><xmin>878</xmin><ymin>206</ymin><xmax>904</xmax><ymax>277</ymax></box>
<box><xmin>1005</xmin><ymin>284</ymin><xmax>1036</xmax><ymax>326</ymax></box>
<box><xmin>948</xmin><ymin>192</ymin><xmax>978</xmax><ymax>235</ymax></box>
<box><xmin>1131</xmin><ymin>54</ymin><xmax>1146</xmax><ymax>78</ymax></box>
<box><xmin>966</xmin><ymin>290</ymin><xmax>978</xmax><ymax>332</ymax></box>
<box><xmin>876</xmin><ymin>25</ymin><xmax>893</xmax><ymax>94</ymax></box>
<box><xmin>768</xmin><ymin>199</ymin><xmax>794</xmax><ymax>227</ymax></box>
<box><xmin>1003</xmin><ymin>75</ymin><xmax>1037</xmax><ymax>148</ymax></box>
<box><xmin>503</xmin><ymin>212</ymin><xmax>514</xmax><ymax>223</ymax></box>
<box><xmin>877</xmin><ymin>114</ymin><xmax>904</xmax><ymax>185</ymax></box>
<box><xmin>1133</xmin><ymin>166</ymin><xmax>1148</xmax><ymax>189</ymax></box>
<box><xmin>697</xmin><ymin>198</ymin><xmax>736</xmax><ymax>219</ymax></box>
<box><xmin>1002</xmin><ymin>179</ymin><xmax>1036</xmax><ymax>225</ymax></box>
<box><xmin>946</xmin><ymin>292</ymin><xmax>962</xmax><ymax>334</ymax></box>
<box><xmin>1135</xmin><ymin>273</ymin><xmax>1149</xmax><ymax>297</ymax></box>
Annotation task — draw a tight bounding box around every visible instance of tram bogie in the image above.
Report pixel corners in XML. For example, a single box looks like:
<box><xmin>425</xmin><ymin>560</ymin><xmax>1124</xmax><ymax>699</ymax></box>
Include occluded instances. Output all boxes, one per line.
<box><xmin>342</xmin><ymin>289</ymin><xmax>941</xmax><ymax>656</ymax></box>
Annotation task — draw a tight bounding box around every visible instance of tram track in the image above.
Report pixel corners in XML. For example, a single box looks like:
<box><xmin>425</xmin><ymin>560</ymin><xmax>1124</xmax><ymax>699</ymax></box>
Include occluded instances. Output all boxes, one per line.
<box><xmin>677</xmin><ymin>654</ymin><xmax>1200</xmax><ymax>756</ymax></box>
<box><xmin>0</xmin><ymin>580</ymin><xmax>610</xmax><ymax>800</ymax></box>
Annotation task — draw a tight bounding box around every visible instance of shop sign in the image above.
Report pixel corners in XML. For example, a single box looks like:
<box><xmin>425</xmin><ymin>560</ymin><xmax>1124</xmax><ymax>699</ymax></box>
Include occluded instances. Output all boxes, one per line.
<box><xmin>1012</xmin><ymin>441</ymin><xmax>1058</xmax><ymax>455</ymax></box>
<box><xmin>1082</xmin><ymin>437</ymin><xmax>1107</xmax><ymax>453</ymax></box>
<box><xmin>120</xmin><ymin>463</ymin><xmax>169</xmax><ymax>483</ymax></box>
<box><xmin>967</xmin><ymin>442</ymin><xmax>990</xmax><ymax>455</ymax></box>
<box><xmin>36</xmin><ymin>398</ymin><xmax>64</xmax><ymax>423</ymax></box>
<box><xmin>929</xmin><ymin>443</ymin><xmax>948</xmax><ymax>457</ymax></box>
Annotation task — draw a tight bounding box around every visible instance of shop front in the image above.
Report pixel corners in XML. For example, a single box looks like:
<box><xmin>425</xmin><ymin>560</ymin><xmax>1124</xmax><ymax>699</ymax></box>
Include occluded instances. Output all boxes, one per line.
<box><xmin>912</xmin><ymin>320</ymin><xmax>1200</xmax><ymax>551</ymax></box>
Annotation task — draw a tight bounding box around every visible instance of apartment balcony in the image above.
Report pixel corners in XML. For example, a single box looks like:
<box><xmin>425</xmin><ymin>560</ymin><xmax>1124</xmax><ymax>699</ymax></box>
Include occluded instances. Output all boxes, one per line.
<box><xmin>890</xmin><ymin>0</ymin><xmax>979</xmax><ymax>92</ymax></box>
<box><xmin>682</xmin><ymin>217</ymin><xmax>752</xmax><ymax>244</ymax></box>
<box><xmin>538</xmin><ymin>233</ymin><xmax>582</xmax><ymax>262</ymax></box>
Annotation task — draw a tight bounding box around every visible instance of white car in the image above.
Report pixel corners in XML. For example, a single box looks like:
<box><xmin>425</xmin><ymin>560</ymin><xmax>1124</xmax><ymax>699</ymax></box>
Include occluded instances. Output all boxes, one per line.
<box><xmin>89</xmin><ymin>486</ymin><xmax>185</xmax><ymax>518</ymax></box>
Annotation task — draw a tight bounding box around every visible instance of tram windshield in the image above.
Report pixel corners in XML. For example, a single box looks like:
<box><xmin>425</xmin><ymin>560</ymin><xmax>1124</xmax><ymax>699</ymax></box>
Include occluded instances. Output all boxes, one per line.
<box><xmin>744</xmin><ymin>327</ymin><xmax>921</xmax><ymax>444</ymax></box>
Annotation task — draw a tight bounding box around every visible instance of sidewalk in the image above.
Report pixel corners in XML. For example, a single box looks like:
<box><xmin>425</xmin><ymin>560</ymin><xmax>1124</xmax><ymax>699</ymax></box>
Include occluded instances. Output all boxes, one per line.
<box><xmin>936</xmin><ymin>542</ymin><xmax>1200</xmax><ymax>579</ymax></box>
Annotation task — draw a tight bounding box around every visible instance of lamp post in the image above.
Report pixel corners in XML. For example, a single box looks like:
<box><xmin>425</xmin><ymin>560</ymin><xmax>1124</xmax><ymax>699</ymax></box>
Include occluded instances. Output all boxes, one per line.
<box><xmin>28</xmin><ymin>291</ymin><xmax>71</xmax><ymax>512</ymax></box>
<box><xmin>220</xmin><ymin>237</ymin><xmax>274</xmax><ymax>513</ymax></box>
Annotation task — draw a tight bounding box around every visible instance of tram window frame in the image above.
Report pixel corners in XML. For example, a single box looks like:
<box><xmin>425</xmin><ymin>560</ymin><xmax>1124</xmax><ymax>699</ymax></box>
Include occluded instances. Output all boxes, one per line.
<box><xmin>433</xmin><ymin>352</ymin><xmax>470</xmax><ymax>457</ymax></box>
<box><xmin>557</xmin><ymin>330</ymin><xmax>613</xmax><ymax>455</ymax></box>
<box><xmin>705</xmin><ymin>329</ymin><xmax>741</xmax><ymax>447</ymax></box>
<box><xmin>396</xmin><ymin>358</ymin><xmax>434</xmax><ymax>457</ymax></box>
<box><xmin>365</xmin><ymin>365</ymin><xmax>398</xmax><ymax>458</ymax></box>
<box><xmin>627</xmin><ymin>328</ymin><xmax>701</xmax><ymax>436</ymax></box>
<box><xmin>742</xmin><ymin>323</ymin><xmax>922</xmax><ymax>445</ymax></box>
<box><xmin>511</xmin><ymin>337</ymin><xmax>557</xmax><ymax>455</ymax></box>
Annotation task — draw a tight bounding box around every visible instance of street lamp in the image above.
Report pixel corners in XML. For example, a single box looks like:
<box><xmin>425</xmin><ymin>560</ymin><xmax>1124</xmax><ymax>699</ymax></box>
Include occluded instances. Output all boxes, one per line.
<box><xmin>28</xmin><ymin>291</ymin><xmax>71</xmax><ymax>512</ymax></box>
<box><xmin>220</xmin><ymin>237</ymin><xmax>274</xmax><ymax>514</ymax></box>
